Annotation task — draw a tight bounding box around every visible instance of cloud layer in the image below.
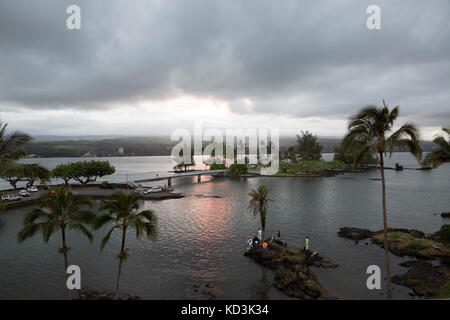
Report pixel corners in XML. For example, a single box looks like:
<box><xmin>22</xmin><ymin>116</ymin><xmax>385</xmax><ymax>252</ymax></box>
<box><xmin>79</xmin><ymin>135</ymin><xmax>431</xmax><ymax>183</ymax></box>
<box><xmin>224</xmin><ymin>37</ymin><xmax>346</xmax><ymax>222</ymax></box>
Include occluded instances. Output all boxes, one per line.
<box><xmin>0</xmin><ymin>0</ymin><xmax>449</xmax><ymax>137</ymax></box>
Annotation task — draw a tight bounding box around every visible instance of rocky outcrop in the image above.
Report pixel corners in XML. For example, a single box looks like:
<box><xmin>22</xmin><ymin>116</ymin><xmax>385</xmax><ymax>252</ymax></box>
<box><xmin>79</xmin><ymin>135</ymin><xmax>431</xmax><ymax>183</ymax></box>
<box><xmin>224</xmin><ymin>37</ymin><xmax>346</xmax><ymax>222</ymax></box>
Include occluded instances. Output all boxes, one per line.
<box><xmin>244</xmin><ymin>239</ymin><xmax>338</xmax><ymax>300</ymax></box>
<box><xmin>392</xmin><ymin>260</ymin><xmax>450</xmax><ymax>298</ymax></box>
<box><xmin>338</xmin><ymin>227</ymin><xmax>373</xmax><ymax>240</ymax></box>
<box><xmin>339</xmin><ymin>226</ymin><xmax>448</xmax><ymax>260</ymax></box>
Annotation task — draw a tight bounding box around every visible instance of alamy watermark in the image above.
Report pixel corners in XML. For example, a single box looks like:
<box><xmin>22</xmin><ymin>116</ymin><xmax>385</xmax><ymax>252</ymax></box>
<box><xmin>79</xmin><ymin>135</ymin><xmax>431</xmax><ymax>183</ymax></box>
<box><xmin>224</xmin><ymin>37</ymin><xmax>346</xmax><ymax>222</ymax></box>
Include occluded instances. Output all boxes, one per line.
<box><xmin>367</xmin><ymin>5</ymin><xmax>381</xmax><ymax>30</ymax></box>
<box><xmin>66</xmin><ymin>265</ymin><xmax>81</xmax><ymax>290</ymax></box>
<box><xmin>170</xmin><ymin>122</ymin><xmax>280</xmax><ymax>175</ymax></box>
<box><xmin>366</xmin><ymin>265</ymin><xmax>381</xmax><ymax>290</ymax></box>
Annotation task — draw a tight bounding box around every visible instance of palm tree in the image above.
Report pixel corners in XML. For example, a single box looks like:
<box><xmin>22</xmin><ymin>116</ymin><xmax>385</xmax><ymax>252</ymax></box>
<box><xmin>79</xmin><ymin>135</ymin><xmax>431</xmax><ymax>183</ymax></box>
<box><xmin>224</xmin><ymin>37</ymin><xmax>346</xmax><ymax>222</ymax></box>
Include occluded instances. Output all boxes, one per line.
<box><xmin>0</xmin><ymin>121</ymin><xmax>31</xmax><ymax>165</ymax></box>
<box><xmin>94</xmin><ymin>191</ymin><xmax>157</xmax><ymax>300</ymax></box>
<box><xmin>423</xmin><ymin>128</ymin><xmax>450</xmax><ymax>168</ymax></box>
<box><xmin>17</xmin><ymin>186</ymin><xmax>94</xmax><ymax>300</ymax></box>
<box><xmin>248</xmin><ymin>185</ymin><xmax>271</xmax><ymax>244</ymax></box>
<box><xmin>343</xmin><ymin>101</ymin><xmax>422</xmax><ymax>299</ymax></box>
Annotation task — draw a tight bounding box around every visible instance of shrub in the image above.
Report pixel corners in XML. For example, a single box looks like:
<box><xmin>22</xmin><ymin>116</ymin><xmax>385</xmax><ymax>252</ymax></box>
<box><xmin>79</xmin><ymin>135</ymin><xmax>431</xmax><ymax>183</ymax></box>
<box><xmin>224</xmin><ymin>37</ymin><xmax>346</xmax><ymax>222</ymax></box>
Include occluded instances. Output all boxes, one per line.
<box><xmin>436</xmin><ymin>225</ymin><xmax>450</xmax><ymax>244</ymax></box>
<box><xmin>229</xmin><ymin>164</ymin><xmax>248</xmax><ymax>175</ymax></box>
<box><xmin>209</xmin><ymin>163</ymin><xmax>227</xmax><ymax>170</ymax></box>
<box><xmin>407</xmin><ymin>241</ymin><xmax>429</xmax><ymax>251</ymax></box>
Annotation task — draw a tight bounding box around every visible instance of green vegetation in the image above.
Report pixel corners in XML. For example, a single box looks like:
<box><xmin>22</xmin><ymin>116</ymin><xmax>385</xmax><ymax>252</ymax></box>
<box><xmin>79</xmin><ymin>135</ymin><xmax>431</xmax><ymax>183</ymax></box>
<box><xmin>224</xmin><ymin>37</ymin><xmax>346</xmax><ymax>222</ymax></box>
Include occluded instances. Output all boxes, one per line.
<box><xmin>407</xmin><ymin>241</ymin><xmax>430</xmax><ymax>251</ymax></box>
<box><xmin>296</xmin><ymin>131</ymin><xmax>323</xmax><ymax>161</ymax></box>
<box><xmin>279</xmin><ymin>160</ymin><xmax>344</xmax><ymax>174</ymax></box>
<box><xmin>436</xmin><ymin>225</ymin><xmax>450</xmax><ymax>245</ymax></box>
<box><xmin>248</xmin><ymin>185</ymin><xmax>271</xmax><ymax>243</ymax></box>
<box><xmin>0</xmin><ymin>121</ymin><xmax>31</xmax><ymax>164</ymax></box>
<box><xmin>333</xmin><ymin>143</ymin><xmax>378</xmax><ymax>166</ymax></box>
<box><xmin>435</xmin><ymin>281</ymin><xmax>450</xmax><ymax>299</ymax></box>
<box><xmin>17</xmin><ymin>186</ymin><xmax>94</xmax><ymax>300</ymax></box>
<box><xmin>209</xmin><ymin>163</ymin><xmax>227</xmax><ymax>170</ymax></box>
<box><xmin>0</xmin><ymin>162</ymin><xmax>49</xmax><ymax>190</ymax></box>
<box><xmin>423</xmin><ymin>128</ymin><xmax>450</xmax><ymax>168</ymax></box>
<box><xmin>229</xmin><ymin>163</ymin><xmax>248</xmax><ymax>175</ymax></box>
<box><xmin>374</xmin><ymin>230</ymin><xmax>450</xmax><ymax>258</ymax></box>
<box><xmin>52</xmin><ymin>160</ymin><xmax>115</xmax><ymax>185</ymax></box>
<box><xmin>342</xmin><ymin>101</ymin><xmax>422</xmax><ymax>299</ymax></box>
<box><xmin>94</xmin><ymin>191</ymin><xmax>157</xmax><ymax>300</ymax></box>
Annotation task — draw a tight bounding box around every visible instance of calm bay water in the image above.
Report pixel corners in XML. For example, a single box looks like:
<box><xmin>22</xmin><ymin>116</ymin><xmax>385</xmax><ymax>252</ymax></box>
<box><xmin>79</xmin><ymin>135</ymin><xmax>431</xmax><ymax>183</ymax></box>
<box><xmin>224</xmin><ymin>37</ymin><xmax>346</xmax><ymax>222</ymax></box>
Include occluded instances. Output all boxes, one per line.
<box><xmin>0</xmin><ymin>153</ymin><xmax>449</xmax><ymax>299</ymax></box>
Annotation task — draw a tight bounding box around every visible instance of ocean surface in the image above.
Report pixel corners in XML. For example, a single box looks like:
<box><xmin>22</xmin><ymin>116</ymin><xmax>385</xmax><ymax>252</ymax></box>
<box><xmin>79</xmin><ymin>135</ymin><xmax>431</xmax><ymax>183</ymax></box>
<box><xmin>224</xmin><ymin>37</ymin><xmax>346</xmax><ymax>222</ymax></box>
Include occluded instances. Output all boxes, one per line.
<box><xmin>0</xmin><ymin>153</ymin><xmax>449</xmax><ymax>299</ymax></box>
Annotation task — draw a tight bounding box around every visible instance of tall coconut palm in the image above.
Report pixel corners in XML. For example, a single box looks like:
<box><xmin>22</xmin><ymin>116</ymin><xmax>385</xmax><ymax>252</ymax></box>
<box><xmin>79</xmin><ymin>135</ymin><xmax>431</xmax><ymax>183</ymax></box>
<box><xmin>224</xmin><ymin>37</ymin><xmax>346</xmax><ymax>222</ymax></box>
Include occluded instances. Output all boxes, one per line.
<box><xmin>248</xmin><ymin>185</ymin><xmax>271</xmax><ymax>243</ymax></box>
<box><xmin>0</xmin><ymin>121</ymin><xmax>31</xmax><ymax>165</ymax></box>
<box><xmin>423</xmin><ymin>128</ymin><xmax>450</xmax><ymax>168</ymax></box>
<box><xmin>343</xmin><ymin>101</ymin><xmax>422</xmax><ymax>299</ymax></box>
<box><xmin>17</xmin><ymin>186</ymin><xmax>94</xmax><ymax>300</ymax></box>
<box><xmin>94</xmin><ymin>191</ymin><xmax>157</xmax><ymax>300</ymax></box>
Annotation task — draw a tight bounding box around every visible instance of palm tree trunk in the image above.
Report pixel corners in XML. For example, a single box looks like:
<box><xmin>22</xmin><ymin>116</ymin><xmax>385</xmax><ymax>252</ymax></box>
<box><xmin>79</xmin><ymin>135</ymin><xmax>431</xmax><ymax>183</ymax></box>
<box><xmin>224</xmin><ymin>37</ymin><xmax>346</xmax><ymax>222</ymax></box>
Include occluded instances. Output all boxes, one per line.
<box><xmin>261</xmin><ymin>210</ymin><xmax>266</xmax><ymax>244</ymax></box>
<box><xmin>114</xmin><ymin>227</ymin><xmax>127</xmax><ymax>300</ymax></box>
<box><xmin>61</xmin><ymin>228</ymin><xmax>72</xmax><ymax>300</ymax></box>
<box><xmin>379</xmin><ymin>153</ymin><xmax>392</xmax><ymax>299</ymax></box>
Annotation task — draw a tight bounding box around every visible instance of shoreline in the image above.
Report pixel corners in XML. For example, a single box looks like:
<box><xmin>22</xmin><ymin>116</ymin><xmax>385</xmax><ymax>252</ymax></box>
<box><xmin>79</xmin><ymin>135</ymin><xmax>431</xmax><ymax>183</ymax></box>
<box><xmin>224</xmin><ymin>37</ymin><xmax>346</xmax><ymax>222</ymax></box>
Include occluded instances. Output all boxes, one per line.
<box><xmin>1</xmin><ymin>184</ymin><xmax>184</xmax><ymax>210</ymax></box>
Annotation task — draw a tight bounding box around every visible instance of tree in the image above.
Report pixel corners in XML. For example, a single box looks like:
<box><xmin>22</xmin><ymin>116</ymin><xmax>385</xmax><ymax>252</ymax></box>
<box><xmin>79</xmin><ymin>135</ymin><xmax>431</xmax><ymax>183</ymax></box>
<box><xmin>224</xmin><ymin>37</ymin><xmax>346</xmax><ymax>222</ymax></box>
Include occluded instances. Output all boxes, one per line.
<box><xmin>296</xmin><ymin>131</ymin><xmax>323</xmax><ymax>160</ymax></box>
<box><xmin>22</xmin><ymin>163</ymin><xmax>50</xmax><ymax>188</ymax></box>
<box><xmin>70</xmin><ymin>161</ymin><xmax>116</xmax><ymax>184</ymax></box>
<box><xmin>0</xmin><ymin>162</ymin><xmax>24</xmax><ymax>189</ymax></box>
<box><xmin>229</xmin><ymin>163</ymin><xmax>248</xmax><ymax>175</ymax></box>
<box><xmin>173</xmin><ymin>147</ymin><xmax>195</xmax><ymax>171</ymax></box>
<box><xmin>333</xmin><ymin>142</ymin><xmax>378</xmax><ymax>166</ymax></box>
<box><xmin>248</xmin><ymin>185</ymin><xmax>271</xmax><ymax>244</ymax></box>
<box><xmin>283</xmin><ymin>146</ymin><xmax>298</xmax><ymax>163</ymax></box>
<box><xmin>52</xmin><ymin>163</ymin><xmax>74</xmax><ymax>185</ymax></box>
<box><xmin>0</xmin><ymin>122</ymin><xmax>31</xmax><ymax>165</ymax></box>
<box><xmin>0</xmin><ymin>163</ymin><xmax>49</xmax><ymax>189</ymax></box>
<box><xmin>52</xmin><ymin>161</ymin><xmax>115</xmax><ymax>185</ymax></box>
<box><xmin>17</xmin><ymin>186</ymin><xmax>94</xmax><ymax>300</ymax></box>
<box><xmin>342</xmin><ymin>101</ymin><xmax>421</xmax><ymax>299</ymax></box>
<box><xmin>94</xmin><ymin>191</ymin><xmax>157</xmax><ymax>300</ymax></box>
<box><xmin>423</xmin><ymin>128</ymin><xmax>450</xmax><ymax>168</ymax></box>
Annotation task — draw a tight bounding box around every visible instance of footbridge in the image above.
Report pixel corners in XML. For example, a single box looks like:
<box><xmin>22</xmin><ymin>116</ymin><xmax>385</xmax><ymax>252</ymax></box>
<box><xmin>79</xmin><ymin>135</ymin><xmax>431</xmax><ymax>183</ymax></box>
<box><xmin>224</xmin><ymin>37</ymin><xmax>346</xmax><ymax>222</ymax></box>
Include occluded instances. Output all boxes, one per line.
<box><xmin>131</xmin><ymin>170</ymin><xmax>228</xmax><ymax>187</ymax></box>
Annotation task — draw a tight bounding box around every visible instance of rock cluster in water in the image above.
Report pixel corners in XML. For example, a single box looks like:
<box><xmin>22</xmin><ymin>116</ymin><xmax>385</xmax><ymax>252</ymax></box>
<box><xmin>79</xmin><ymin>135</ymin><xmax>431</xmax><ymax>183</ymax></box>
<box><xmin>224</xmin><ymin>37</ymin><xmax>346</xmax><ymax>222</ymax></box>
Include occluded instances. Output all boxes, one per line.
<box><xmin>338</xmin><ymin>226</ymin><xmax>450</xmax><ymax>298</ymax></box>
<box><xmin>244</xmin><ymin>239</ymin><xmax>338</xmax><ymax>300</ymax></box>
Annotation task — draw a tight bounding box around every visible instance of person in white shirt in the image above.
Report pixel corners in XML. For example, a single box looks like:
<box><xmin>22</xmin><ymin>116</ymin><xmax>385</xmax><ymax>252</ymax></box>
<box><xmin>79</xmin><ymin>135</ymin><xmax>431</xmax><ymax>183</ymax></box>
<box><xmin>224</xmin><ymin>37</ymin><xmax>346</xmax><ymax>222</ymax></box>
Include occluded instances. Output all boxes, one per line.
<box><xmin>258</xmin><ymin>229</ymin><xmax>262</xmax><ymax>241</ymax></box>
<box><xmin>247</xmin><ymin>237</ymin><xmax>253</xmax><ymax>250</ymax></box>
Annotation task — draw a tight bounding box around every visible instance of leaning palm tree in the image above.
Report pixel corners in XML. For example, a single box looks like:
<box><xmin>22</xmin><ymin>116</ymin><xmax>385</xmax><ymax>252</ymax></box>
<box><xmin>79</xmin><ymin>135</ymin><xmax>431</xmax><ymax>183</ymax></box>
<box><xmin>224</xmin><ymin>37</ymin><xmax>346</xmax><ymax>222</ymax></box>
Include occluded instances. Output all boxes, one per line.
<box><xmin>248</xmin><ymin>185</ymin><xmax>271</xmax><ymax>244</ymax></box>
<box><xmin>94</xmin><ymin>191</ymin><xmax>157</xmax><ymax>300</ymax></box>
<box><xmin>342</xmin><ymin>101</ymin><xmax>422</xmax><ymax>299</ymax></box>
<box><xmin>423</xmin><ymin>128</ymin><xmax>450</xmax><ymax>168</ymax></box>
<box><xmin>0</xmin><ymin>121</ymin><xmax>31</xmax><ymax>165</ymax></box>
<box><xmin>17</xmin><ymin>186</ymin><xmax>94</xmax><ymax>300</ymax></box>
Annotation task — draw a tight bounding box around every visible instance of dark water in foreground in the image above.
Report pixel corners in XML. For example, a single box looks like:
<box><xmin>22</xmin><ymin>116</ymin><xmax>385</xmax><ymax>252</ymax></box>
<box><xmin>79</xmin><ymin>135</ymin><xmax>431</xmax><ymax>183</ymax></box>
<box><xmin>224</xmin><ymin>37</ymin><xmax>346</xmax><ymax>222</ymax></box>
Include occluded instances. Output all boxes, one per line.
<box><xmin>0</xmin><ymin>154</ymin><xmax>449</xmax><ymax>300</ymax></box>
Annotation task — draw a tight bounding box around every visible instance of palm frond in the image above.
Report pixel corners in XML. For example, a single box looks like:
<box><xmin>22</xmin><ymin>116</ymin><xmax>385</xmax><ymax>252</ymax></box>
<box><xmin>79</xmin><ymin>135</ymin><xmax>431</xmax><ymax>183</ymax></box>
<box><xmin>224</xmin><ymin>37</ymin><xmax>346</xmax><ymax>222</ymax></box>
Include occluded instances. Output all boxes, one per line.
<box><xmin>100</xmin><ymin>225</ymin><xmax>121</xmax><ymax>251</ymax></box>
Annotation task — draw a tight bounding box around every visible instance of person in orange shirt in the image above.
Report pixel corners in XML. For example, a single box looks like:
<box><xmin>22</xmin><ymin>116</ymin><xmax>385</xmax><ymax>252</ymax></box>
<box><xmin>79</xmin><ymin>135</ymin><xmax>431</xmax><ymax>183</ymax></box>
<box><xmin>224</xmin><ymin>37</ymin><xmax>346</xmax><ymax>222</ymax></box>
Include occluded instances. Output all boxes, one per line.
<box><xmin>263</xmin><ymin>242</ymin><xmax>268</xmax><ymax>252</ymax></box>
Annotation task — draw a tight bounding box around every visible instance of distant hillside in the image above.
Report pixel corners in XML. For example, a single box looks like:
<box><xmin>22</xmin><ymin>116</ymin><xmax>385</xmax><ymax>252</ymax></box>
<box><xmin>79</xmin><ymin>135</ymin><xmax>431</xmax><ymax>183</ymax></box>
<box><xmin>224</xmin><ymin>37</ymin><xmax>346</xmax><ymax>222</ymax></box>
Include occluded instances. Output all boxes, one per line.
<box><xmin>24</xmin><ymin>136</ymin><xmax>436</xmax><ymax>158</ymax></box>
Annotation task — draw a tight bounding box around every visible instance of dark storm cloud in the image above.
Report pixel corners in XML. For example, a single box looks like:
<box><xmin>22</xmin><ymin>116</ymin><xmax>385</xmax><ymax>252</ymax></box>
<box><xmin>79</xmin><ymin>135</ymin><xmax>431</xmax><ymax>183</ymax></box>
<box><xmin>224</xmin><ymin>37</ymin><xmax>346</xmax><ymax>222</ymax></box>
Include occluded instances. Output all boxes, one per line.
<box><xmin>0</xmin><ymin>0</ymin><xmax>449</xmax><ymax>127</ymax></box>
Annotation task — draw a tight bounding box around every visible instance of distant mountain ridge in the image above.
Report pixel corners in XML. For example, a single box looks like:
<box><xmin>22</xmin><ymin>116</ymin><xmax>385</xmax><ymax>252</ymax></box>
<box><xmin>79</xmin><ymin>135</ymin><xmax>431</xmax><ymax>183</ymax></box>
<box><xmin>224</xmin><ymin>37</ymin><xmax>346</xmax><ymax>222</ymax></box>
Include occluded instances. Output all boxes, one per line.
<box><xmin>25</xmin><ymin>136</ymin><xmax>436</xmax><ymax>158</ymax></box>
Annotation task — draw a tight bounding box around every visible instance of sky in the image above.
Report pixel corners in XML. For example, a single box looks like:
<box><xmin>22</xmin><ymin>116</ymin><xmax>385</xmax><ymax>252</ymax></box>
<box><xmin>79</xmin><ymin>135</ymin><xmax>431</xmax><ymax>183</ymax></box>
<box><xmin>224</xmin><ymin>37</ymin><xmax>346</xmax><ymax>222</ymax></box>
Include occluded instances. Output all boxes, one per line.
<box><xmin>0</xmin><ymin>0</ymin><xmax>449</xmax><ymax>140</ymax></box>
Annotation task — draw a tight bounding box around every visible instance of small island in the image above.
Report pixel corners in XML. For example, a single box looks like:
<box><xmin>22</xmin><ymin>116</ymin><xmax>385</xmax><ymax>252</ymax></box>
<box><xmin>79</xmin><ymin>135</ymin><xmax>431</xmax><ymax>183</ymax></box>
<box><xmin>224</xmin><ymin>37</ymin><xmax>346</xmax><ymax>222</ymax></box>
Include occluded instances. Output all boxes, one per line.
<box><xmin>244</xmin><ymin>239</ymin><xmax>338</xmax><ymax>300</ymax></box>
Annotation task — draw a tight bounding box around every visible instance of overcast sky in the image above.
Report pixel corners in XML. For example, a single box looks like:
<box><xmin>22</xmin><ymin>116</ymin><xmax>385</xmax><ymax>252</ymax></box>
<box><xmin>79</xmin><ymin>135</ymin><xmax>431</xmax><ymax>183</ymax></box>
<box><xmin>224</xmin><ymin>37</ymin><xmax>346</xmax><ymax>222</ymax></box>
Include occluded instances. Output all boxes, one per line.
<box><xmin>0</xmin><ymin>0</ymin><xmax>449</xmax><ymax>139</ymax></box>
